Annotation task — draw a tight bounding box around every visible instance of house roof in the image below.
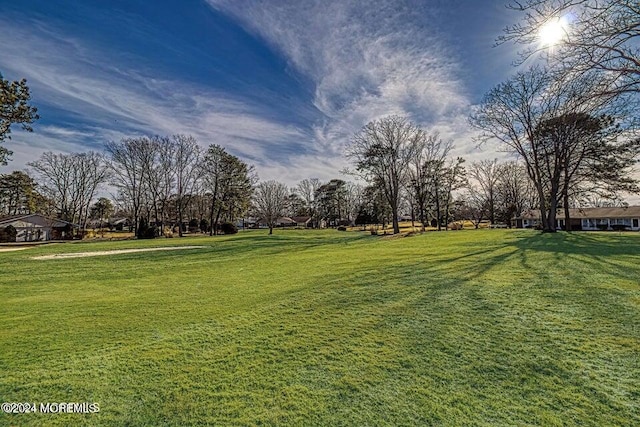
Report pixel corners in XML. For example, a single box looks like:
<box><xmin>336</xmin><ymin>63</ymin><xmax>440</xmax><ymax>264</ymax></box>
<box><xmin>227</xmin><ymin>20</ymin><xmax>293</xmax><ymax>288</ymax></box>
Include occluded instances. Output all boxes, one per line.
<box><xmin>518</xmin><ymin>206</ymin><xmax>640</xmax><ymax>220</ymax></box>
<box><xmin>0</xmin><ymin>213</ymin><xmax>78</xmax><ymax>228</ymax></box>
<box><xmin>109</xmin><ymin>218</ymin><xmax>132</xmax><ymax>225</ymax></box>
<box><xmin>256</xmin><ymin>216</ymin><xmax>296</xmax><ymax>224</ymax></box>
<box><xmin>291</xmin><ymin>216</ymin><xmax>311</xmax><ymax>223</ymax></box>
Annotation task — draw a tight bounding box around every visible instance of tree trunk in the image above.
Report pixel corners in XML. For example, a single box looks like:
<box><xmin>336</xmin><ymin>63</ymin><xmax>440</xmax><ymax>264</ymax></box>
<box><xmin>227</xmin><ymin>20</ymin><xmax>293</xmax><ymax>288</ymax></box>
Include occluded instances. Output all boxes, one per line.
<box><xmin>435</xmin><ymin>186</ymin><xmax>442</xmax><ymax>231</ymax></box>
<box><xmin>391</xmin><ymin>199</ymin><xmax>400</xmax><ymax>234</ymax></box>
<box><xmin>269</xmin><ymin>225</ymin><xmax>273</xmax><ymax>235</ymax></box>
<box><xmin>563</xmin><ymin>192</ymin><xmax>572</xmax><ymax>232</ymax></box>
<box><xmin>546</xmin><ymin>196</ymin><xmax>558</xmax><ymax>232</ymax></box>
<box><xmin>209</xmin><ymin>201</ymin><xmax>215</xmax><ymax>236</ymax></box>
<box><xmin>214</xmin><ymin>206</ymin><xmax>223</xmax><ymax>236</ymax></box>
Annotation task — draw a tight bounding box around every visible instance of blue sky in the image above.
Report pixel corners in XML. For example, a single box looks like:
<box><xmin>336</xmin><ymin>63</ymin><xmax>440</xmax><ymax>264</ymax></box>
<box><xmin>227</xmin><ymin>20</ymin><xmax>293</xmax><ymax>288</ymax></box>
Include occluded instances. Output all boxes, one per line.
<box><xmin>1</xmin><ymin>0</ymin><xmax>523</xmax><ymax>184</ymax></box>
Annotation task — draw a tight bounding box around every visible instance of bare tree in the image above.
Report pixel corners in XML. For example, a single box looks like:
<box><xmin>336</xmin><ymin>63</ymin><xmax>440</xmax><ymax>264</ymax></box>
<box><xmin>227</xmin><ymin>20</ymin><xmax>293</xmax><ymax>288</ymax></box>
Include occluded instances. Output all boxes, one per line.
<box><xmin>440</xmin><ymin>157</ymin><xmax>468</xmax><ymax>231</ymax></box>
<box><xmin>296</xmin><ymin>178</ymin><xmax>321</xmax><ymax>224</ymax></box>
<box><xmin>28</xmin><ymin>151</ymin><xmax>108</xmax><ymax>232</ymax></box>
<box><xmin>105</xmin><ymin>137</ymin><xmax>156</xmax><ymax>236</ymax></box>
<box><xmin>408</xmin><ymin>131</ymin><xmax>452</xmax><ymax>231</ymax></box>
<box><xmin>348</xmin><ymin>116</ymin><xmax>420</xmax><ymax>234</ymax></box>
<box><xmin>501</xmin><ymin>0</ymin><xmax>640</xmax><ymax>96</ymax></box>
<box><xmin>462</xmin><ymin>186</ymin><xmax>489</xmax><ymax>229</ymax></box>
<box><xmin>344</xmin><ymin>181</ymin><xmax>364</xmax><ymax>225</ymax></box>
<box><xmin>172</xmin><ymin>134</ymin><xmax>202</xmax><ymax>237</ymax></box>
<box><xmin>495</xmin><ymin>161</ymin><xmax>538</xmax><ymax>226</ymax></box>
<box><xmin>146</xmin><ymin>136</ymin><xmax>176</xmax><ymax>235</ymax></box>
<box><xmin>253</xmin><ymin>180</ymin><xmax>288</xmax><ymax>235</ymax></box>
<box><xmin>471</xmin><ymin>65</ymin><xmax>637</xmax><ymax>231</ymax></box>
<box><xmin>469</xmin><ymin>159</ymin><xmax>501</xmax><ymax>225</ymax></box>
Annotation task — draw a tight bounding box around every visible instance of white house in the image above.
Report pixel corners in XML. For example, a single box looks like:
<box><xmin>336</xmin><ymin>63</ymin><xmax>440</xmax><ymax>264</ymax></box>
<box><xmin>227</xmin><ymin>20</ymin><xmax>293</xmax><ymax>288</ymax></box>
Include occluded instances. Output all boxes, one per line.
<box><xmin>515</xmin><ymin>207</ymin><xmax>640</xmax><ymax>231</ymax></box>
<box><xmin>0</xmin><ymin>214</ymin><xmax>78</xmax><ymax>242</ymax></box>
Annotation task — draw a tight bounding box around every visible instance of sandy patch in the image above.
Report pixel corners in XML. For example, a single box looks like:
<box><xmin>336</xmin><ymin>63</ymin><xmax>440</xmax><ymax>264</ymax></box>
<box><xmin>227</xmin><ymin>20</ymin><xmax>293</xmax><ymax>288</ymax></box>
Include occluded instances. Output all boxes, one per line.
<box><xmin>32</xmin><ymin>246</ymin><xmax>208</xmax><ymax>260</ymax></box>
<box><xmin>0</xmin><ymin>247</ymin><xmax>31</xmax><ymax>252</ymax></box>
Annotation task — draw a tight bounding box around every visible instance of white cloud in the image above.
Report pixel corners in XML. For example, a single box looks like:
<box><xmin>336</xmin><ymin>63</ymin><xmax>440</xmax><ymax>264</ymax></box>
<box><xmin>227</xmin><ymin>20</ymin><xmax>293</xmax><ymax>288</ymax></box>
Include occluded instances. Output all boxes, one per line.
<box><xmin>0</xmin><ymin>17</ymin><xmax>313</xmax><ymax>182</ymax></box>
<box><xmin>208</xmin><ymin>0</ymin><xmax>473</xmax><ymax>156</ymax></box>
<box><xmin>0</xmin><ymin>3</ymin><xmax>540</xmax><ymax>191</ymax></box>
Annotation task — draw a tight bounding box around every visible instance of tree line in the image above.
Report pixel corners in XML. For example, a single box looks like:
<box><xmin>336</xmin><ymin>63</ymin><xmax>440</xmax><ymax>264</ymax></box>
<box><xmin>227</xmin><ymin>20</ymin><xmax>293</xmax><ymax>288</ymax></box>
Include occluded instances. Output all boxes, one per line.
<box><xmin>2</xmin><ymin>0</ymin><xmax>639</xmax><ymax>235</ymax></box>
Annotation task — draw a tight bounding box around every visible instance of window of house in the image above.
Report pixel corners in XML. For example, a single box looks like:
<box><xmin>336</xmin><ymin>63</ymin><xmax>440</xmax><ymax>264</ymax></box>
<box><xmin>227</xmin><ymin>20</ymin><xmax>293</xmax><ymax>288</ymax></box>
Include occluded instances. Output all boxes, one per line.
<box><xmin>633</xmin><ymin>218</ymin><xmax>639</xmax><ymax>228</ymax></box>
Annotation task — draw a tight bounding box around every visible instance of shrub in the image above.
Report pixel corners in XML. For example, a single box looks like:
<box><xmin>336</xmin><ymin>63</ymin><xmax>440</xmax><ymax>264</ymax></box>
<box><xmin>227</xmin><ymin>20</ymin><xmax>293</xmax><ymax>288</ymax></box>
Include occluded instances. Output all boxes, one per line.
<box><xmin>611</xmin><ymin>224</ymin><xmax>627</xmax><ymax>231</ymax></box>
<box><xmin>137</xmin><ymin>218</ymin><xmax>156</xmax><ymax>239</ymax></box>
<box><xmin>596</xmin><ymin>223</ymin><xmax>609</xmax><ymax>231</ymax></box>
<box><xmin>220</xmin><ymin>222</ymin><xmax>238</xmax><ymax>234</ymax></box>
<box><xmin>337</xmin><ymin>226</ymin><xmax>347</xmax><ymax>231</ymax></box>
<box><xmin>0</xmin><ymin>225</ymin><xmax>17</xmax><ymax>243</ymax></box>
<box><xmin>199</xmin><ymin>219</ymin><xmax>209</xmax><ymax>233</ymax></box>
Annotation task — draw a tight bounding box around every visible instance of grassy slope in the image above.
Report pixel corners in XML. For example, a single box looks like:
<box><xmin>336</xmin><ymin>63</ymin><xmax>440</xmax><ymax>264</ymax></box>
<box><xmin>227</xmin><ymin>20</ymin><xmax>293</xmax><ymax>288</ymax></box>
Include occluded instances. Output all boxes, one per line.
<box><xmin>0</xmin><ymin>230</ymin><xmax>638</xmax><ymax>426</ymax></box>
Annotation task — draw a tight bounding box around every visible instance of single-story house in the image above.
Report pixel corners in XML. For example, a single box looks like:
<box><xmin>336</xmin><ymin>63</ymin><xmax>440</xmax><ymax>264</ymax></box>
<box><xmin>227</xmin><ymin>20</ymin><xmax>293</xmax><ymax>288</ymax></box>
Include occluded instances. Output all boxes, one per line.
<box><xmin>235</xmin><ymin>217</ymin><xmax>258</xmax><ymax>229</ymax></box>
<box><xmin>256</xmin><ymin>217</ymin><xmax>297</xmax><ymax>228</ymax></box>
<box><xmin>108</xmin><ymin>217</ymin><xmax>133</xmax><ymax>231</ymax></box>
<box><xmin>0</xmin><ymin>214</ymin><xmax>79</xmax><ymax>242</ymax></box>
<box><xmin>291</xmin><ymin>216</ymin><xmax>312</xmax><ymax>228</ymax></box>
<box><xmin>514</xmin><ymin>206</ymin><xmax>640</xmax><ymax>231</ymax></box>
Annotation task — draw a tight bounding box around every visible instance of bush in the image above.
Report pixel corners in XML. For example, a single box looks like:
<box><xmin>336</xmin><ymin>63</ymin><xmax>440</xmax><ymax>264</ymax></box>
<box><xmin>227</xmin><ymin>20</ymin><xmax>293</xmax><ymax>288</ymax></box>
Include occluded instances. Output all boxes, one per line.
<box><xmin>137</xmin><ymin>218</ymin><xmax>156</xmax><ymax>239</ymax></box>
<box><xmin>596</xmin><ymin>223</ymin><xmax>609</xmax><ymax>231</ymax></box>
<box><xmin>611</xmin><ymin>224</ymin><xmax>628</xmax><ymax>231</ymax></box>
<box><xmin>0</xmin><ymin>225</ymin><xmax>17</xmax><ymax>243</ymax></box>
<box><xmin>337</xmin><ymin>226</ymin><xmax>347</xmax><ymax>231</ymax></box>
<box><xmin>220</xmin><ymin>222</ymin><xmax>238</xmax><ymax>234</ymax></box>
<box><xmin>199</xmin><ymin>219</ymin><xmax>209</xmax><ymax>233</ymax></box>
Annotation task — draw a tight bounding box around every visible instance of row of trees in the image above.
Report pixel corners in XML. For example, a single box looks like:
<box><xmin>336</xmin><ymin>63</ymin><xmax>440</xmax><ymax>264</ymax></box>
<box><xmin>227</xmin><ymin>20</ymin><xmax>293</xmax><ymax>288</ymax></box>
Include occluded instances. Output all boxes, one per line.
<box><xmin>105</xmin><ymin>135</ymin><xmax>255</xmax><ymax>237</ymax></box>
<box><xmin>469</xmin><ymin>0</ymin><xmax>640</xmax><ymax>232</ymax></box>
<box><xmin>2</xmin><ymin>2</ymin><xmax>638</xmax><ymax>235</ymax></box>
<box><xmin>339</xmin><ymin>115</ymin><xmax>540</xmax><ymax>233</ymax></box>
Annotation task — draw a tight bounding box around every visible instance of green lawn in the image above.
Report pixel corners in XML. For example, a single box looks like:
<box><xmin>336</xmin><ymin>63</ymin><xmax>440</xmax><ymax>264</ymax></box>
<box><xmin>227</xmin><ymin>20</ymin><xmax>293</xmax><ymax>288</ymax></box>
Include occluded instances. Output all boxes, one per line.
<box><xmin>0</xmin><ymin>229</ymin><xmax>638</xmax><ymax>426</ymax></box>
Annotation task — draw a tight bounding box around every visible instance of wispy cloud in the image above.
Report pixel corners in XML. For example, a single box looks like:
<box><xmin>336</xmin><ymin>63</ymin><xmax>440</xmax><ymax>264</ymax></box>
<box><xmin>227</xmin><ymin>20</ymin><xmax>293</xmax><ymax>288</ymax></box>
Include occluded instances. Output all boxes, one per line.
<box><xmin>208</xmin><ymin>0</ymin><xmax>474</xmax><ymax>154</ymax></box>
<box><xmin>0</xmin><ymin>16</ymin><xmax>313</xmax><ymax>178</ymax></box>
<box><xmin>1</xmin><ymin>2</ymin><xmax>507</xmax><ymax>189</ymax></box>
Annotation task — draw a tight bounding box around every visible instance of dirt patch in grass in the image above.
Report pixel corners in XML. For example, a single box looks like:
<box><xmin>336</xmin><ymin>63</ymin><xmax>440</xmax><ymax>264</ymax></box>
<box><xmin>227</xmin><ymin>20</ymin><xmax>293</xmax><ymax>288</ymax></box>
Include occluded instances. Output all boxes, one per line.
<box><xmin>32</xmin><ymin>246</ymin><xmax>208</xmax><ymax>260</ymax></box>
<box><xmin>0</xmin><ymin>247</ymin><xmax>31</xmax><ymax>252</ymax></box>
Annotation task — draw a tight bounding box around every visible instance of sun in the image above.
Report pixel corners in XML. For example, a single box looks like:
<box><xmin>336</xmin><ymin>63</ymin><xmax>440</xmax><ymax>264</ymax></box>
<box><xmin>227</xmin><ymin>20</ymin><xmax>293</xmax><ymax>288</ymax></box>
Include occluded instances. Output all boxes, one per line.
<box><xmin>538</xmin><ymin>16</ymin><xmax>568</xmax><ymax>47</ymax></box>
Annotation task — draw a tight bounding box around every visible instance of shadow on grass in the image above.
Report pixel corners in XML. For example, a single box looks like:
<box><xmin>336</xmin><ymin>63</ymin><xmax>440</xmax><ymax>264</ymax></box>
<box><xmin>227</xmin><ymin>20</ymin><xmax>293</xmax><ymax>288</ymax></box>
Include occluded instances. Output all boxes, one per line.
<box><xmin>512</xmin><ymin>231</ymin><xmax>640</xmax><ymax>256</ymax></box>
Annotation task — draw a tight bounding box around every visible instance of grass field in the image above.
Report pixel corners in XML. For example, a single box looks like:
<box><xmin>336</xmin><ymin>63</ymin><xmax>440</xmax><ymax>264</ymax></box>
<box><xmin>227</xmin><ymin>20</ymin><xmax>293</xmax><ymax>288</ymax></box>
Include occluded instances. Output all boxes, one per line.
<box><xmin>0</xmin><ymin>229</ymin><xmax>639</xmax><ymax>426</ymax></box>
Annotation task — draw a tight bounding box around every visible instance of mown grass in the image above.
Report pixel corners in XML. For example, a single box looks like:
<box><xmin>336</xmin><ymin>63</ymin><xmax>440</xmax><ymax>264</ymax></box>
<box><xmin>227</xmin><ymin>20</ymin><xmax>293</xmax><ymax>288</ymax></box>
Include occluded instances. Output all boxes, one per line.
<box><xmin>0</xmin><ymin>229</ymin><xmax>638</xmax><ymax>426</ymax></box>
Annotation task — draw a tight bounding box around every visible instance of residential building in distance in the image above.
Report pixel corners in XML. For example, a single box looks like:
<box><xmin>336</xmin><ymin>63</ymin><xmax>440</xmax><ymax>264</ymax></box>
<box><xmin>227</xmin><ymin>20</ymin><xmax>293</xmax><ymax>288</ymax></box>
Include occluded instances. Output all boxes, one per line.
<box><xmin>514</xmin><ymin>207</ymin><xmax>640</xmax><ymax>231</ymax></box>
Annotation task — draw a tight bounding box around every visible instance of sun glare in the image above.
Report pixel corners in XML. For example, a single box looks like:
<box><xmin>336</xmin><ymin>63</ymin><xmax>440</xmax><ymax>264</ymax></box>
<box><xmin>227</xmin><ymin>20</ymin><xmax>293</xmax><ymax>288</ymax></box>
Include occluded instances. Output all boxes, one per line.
<box><xmin>538</xmin><ymin>16</ymin><xmax>568</xmax><ymax>47</ymax></box>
